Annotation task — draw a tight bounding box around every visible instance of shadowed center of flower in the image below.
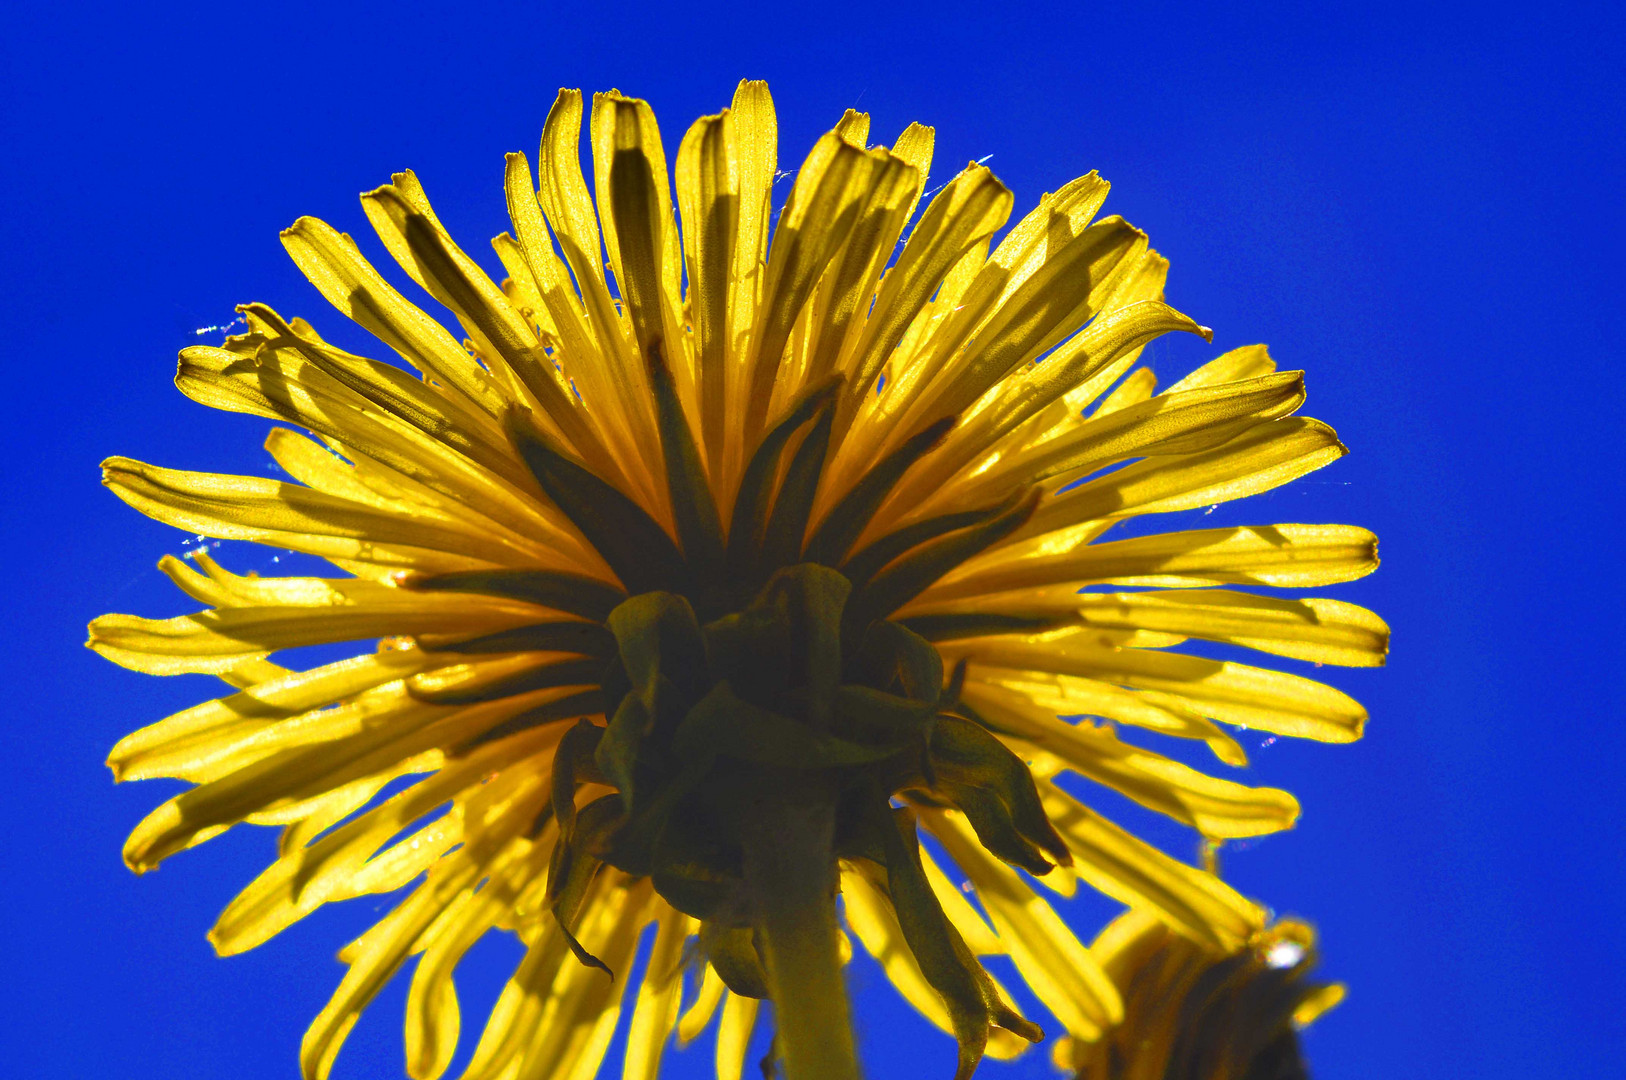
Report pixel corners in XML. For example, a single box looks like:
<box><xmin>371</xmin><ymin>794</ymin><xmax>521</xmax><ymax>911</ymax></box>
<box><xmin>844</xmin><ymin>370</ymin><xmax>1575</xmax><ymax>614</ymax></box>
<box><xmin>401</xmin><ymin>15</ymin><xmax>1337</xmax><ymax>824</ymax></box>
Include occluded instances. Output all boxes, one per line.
<box><xmin>394</xmin><ymin>351</ymin><xmax>1076</xmax><ymax>1075</ymax></box>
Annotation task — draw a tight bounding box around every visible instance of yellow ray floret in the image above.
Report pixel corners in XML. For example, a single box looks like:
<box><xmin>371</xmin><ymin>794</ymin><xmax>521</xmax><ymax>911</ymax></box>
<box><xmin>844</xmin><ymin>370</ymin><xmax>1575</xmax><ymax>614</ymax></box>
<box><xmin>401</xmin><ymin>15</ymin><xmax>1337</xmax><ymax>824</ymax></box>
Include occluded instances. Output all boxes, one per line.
<box><xmin>93</xmin><ymin>79</ymin><xmax>1381</xmax><ymax>1080</ymax></box>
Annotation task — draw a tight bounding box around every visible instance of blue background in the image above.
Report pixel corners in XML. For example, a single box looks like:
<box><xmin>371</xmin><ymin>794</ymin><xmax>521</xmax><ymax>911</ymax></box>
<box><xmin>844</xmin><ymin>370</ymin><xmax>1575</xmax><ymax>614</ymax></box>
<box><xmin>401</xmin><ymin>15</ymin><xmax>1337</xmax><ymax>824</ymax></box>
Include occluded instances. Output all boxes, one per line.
<box><xmin>2</xmin><ymin>2</ymin><xmax>1621</xmax><ymax>1077</ymax></box>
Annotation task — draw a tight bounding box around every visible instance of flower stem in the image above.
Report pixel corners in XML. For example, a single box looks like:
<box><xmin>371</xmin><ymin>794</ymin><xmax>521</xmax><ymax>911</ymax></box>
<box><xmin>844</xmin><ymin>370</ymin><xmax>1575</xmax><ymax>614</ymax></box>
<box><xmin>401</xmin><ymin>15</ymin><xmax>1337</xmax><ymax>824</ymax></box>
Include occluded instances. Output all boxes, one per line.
<box><xmin>741</xmin><ymin>772</ymin><xmax>859</xmax><ymax>1080</ymax></box>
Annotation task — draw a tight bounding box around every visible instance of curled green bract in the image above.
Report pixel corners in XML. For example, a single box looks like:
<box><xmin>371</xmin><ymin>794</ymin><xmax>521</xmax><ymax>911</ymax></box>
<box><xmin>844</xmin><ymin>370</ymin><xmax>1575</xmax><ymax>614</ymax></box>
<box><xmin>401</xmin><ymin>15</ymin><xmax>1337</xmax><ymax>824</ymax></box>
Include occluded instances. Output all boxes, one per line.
<box><xmin>541</xmin><ymin>561</ymin><xmax>1056</xmax><ymax>1075</ymax></box>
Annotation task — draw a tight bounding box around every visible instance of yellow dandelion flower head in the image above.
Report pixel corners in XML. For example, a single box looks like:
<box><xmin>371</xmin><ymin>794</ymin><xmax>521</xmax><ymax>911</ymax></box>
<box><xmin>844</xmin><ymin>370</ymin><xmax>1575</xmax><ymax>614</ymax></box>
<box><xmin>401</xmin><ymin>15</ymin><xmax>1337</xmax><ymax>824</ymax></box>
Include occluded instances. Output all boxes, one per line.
<box><xmin>1054</xmin><ymin>909</ymin><xmax>1346</xmax><ymax>1080</ymax></box>
<box><xmin>92</xmin><ymin>81</ymin><xmax>1384</xmax><ymax>1080</ymax></box>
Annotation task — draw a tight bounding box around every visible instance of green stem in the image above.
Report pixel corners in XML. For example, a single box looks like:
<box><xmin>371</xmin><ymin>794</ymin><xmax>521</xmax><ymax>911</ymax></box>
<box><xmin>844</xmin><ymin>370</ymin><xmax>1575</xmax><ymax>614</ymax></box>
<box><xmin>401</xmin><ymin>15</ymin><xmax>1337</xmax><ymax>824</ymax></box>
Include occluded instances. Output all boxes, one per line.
<box><xmin>741</xmin><ymin>773</ymin><xmax>860</xmax><ymax>1080</ymax></box>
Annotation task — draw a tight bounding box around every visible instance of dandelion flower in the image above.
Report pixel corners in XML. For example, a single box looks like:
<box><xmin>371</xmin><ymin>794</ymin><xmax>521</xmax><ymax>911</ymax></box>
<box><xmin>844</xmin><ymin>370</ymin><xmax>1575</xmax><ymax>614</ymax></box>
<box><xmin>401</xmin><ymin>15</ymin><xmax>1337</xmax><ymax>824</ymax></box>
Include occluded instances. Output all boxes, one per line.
<box><xmin>1054</xmin><ymin>909</ymin><xmax>1345</xmax><ymax>1080</ymax></box>
<box><xmin>92</xmin><ymin>81</ymin><xmax>1384</xmax><ymax>1080</ymax></box>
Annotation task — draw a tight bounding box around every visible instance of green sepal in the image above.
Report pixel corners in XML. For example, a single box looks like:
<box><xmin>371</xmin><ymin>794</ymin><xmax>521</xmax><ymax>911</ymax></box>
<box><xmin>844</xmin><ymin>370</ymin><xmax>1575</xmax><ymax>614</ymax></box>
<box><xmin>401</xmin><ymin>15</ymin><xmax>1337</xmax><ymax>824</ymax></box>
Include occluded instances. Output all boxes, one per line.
<box><xmin>547</xmin><ymin>793</ymin><xmax>624</xmax><ymax>977</ymax></box>
<box><xmin>645</xmin><ymin>809</ymin><xmax>744</xmax><ymax>921</ymax></box>
<box><xmin>595</xmin><ymin>693</ymin><xmax>650</xmax><ymax>810</ymax></box>
<box><xmin>409</xmin><ymin>656</ymin><xmax>605</xmax><ymax>705</ymax></box>
<box><xmin>601</xmin><ymin>752</ymin><xmax>713</xmax><ymax>879</ymax></box>
<box><xmin>645</xmin><ymin>337</ymin><xmax>727</xmax><ymax>580</ymax></box>
<box><xmin>803</xmin><ymin>414</ymin><xmax>958</xmax><ymax>567</ymax></box>
<box><xmin>437</xmin><ymin>620</ymin><xmax>618</xmax><ymax>656</ymax></box>
<box><xmin>506</xmin><ymin>410</ymin><xmax>688</xmax><ymax>595</ymax></box>
<box><xmin>924</xmin><ymin>716</ymin><xmax>1072</xmax><ymax>873</ymax></box>
<box><xmin>949</xmin><ymin>697</ymin><xmax>1013</xmax><ymax>738</ymax></box>
<box><xmin>674</xmin><ymin>682</ymin><xmax>897</xmax><ymax>770</ymax></box>
<box><xmin>704</xmin><ymin>564</ymin><xmax>849</xmax><ymax>729</ymax></box>
<box><xmin>829</xmin><ymin>684</ymin><xmax>939</xmax><ymax>750</ymax></box>
<box><xmin>846</xmin><ymin>488</ymin><xmax>1040</xmax><ymax>631</ymax></box>
<box><xmin>406</xmin><ymin>568</ymin><xmax>626</xmax><ymax>621</ymax></box>
<box><xmin>930</xmin><ymin>780</ymin><xmax>1054</xmax><ymax>877</ymax></box>
<box><xmin>607</xmin><ymin>592</ymin><xmax>710</xmax><ymax>711</ymax></box>
<box><xmin>868</xmin><ymin>803</ymin><xmax>993</xmax><ymax>1080</ymax></box>
<box><xmin>978</xmin><ymin>975</ymin><xmax>1044</xmax><ymax>1046</ymax></box>
<box><xmin>551</xmin><ymin>719</ymin><xmax>606</xmax><ymax>840</ymax></box>
<box><xmin>597</xmin><ymin>592</ymin><xmax>709</xmax><ymax>819</ymax></box>
<box><xmin>700</xmin><ymin>921</ymin><xmax>771</xmax><ymax>999</ymax></box>
<box><xmin>847</xmin><ymin>619</ymin><xmax>944</xmax><ymax>703</ymax></box>
<box><xmin>756</xmin><ymin>404</ymin><xmax>835</xmax><ymax>580</ymax></box>
<box><xmin>725</xmin><ymin>376</ymin><xmax>841</xmax><ymax>578</ymax></box>
<box><xmin>898</xmin><ymin>612</ymin><xmax>1079</xmax><ymax>642</ymax></box>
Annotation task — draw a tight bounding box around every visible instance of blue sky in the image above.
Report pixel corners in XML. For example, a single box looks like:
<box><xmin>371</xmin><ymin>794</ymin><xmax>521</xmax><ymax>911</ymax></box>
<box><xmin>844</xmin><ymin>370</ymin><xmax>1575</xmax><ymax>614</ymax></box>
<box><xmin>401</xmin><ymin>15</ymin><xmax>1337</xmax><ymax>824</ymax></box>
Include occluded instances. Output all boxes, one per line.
<box><xmin>1</xmin><ymin>2</ymin><xmax>1621</xmax><ymax>1077</ymax></box>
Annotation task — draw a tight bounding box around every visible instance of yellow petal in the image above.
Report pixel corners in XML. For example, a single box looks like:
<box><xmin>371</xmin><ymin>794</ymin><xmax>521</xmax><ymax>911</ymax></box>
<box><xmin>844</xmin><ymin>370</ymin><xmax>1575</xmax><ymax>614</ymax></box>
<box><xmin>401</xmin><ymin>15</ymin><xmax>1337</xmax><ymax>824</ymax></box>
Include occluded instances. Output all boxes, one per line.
<box><xmin>492</xmin><ymin>230</ymin><xmax>558</xmax><ymax>340</ymax></box>
<box><xmin>88</xmin><ymin>583</ymin><xmax>554</xmax><ymax>675</ymax></box>
<box><xmin>898</xmin><ymin>216</ymin><xmax>1149</xmax><ymax>442</ymax></box>
<box><xmin>538</xmin><ymin>91</ymin><xmax>657</xmax><ymax>483</ymax></box>
<box><xmin>107</xmin><ymin>645</ymin><xmax>435</xmax><ymax>782</ymax></box>
<box><xmin>123</xmin><ymin>687</ymin><xmax>568</xmax><ymax>873</ymax></box>
<box><xmin>592</xmin><ymin>91</ymin><xmax>686</xmax><ymax>371</ymax></box>
<box><xmin>927</xmin><ymin>523</ymin><xmax>1380</xmax><ymax>599</ymax></box>
<box><xmin>216</xmin><ymin>656</ymin><xmax>292</xmax><ymax>688</ymax></box>
<box><xmin>1294</xmin><ymin>982</ymin><xmax>1347</xmax><ymax>1026</ymax></box>
<box><xmin>460</xmin><ymin>910</ymin><xmax>575</xmax><ymax>1080</ymax></box>
<box><xmin>944</xmin><ymin>370</ymin><xmax>1307</xmax><ymax>516</ymax></box>
<box><xmin>961</xmin><ymin>681</ymin><xmax>1300</xmax><ymax>837</ymax></box>
<box><xmin>503</xmin><ymin>151</ymin><xmax>655</xmax><ymax>504</ymax></box>
<box><xmin>622</xmin><ymin>902</ymin><xmax>696</xmax><ymax>1080</ymax></box>
<box><xmin>1165</xmin><ymin>343</ymin><xmax>1277</xmax><ymax>392</ymax></box>
<box><xmin>952</xmin><ymin>629</ymin><xmax>1367</xmax><ymax>742</ymax></box>
<box><xmin>277</xmin><ymin>772</ymin><xmax>395</xmax><ymax>857</ymax></box>
<box><xmin>982</xmin><ymin>173</ymin><xmax>1112</xmax><ymax>307</ymax></box>
<box><xmin>840</xmin><ymin>161</ymin><xmax>1014</xmax><ymax>402</ymax></box>
<box><xmin>1076</xmin><ymin>589</ymin><xmax>1390</xmax><ymax>667</ymax></box>
<box><xmin>1037</xmin><ymin>779</ymin><xmax>1265</xmax><ymax>949</ymax></box>
<box><xmin>713</xmin><ymin>992</ymin><xmax>760</xmax><ymax>1080</ymax></box>
<box><xmin>675</xmin><ymin>110</ymin><xmax>738</xmax><ymax>473</ymax></box>
<box><xmin>676</xmin><ymin>963</ymin><xmax>727</xmax><ymax>1045</ymax></box>
<box><xmin>742</xmin><ymin>131</ymin><xmax>886</xmax><ymax>438</ymax></box>
<box><xmin>261</xmin><ymin>429</ymin><xmax>584</xmax><ymax>573</ymax></box>
<box><xmin>883</xmin><ymin>300</ymin><xmax>1213</xmax><ymax>523</ymax></box>
<box><xmin>99</xmin><ymin>458</ymin><xmax>534</xmax><ymax>577</ymax></box>
<box><xmin>964</xmin><ymin>666</ymin><xmax>1247</xmax><ymax>767</ymax></box>
<box><xmin>782</xmin><ymin>151</ymin><xmax>921</xmax><ymax>410</ymax></box>
<box><xmin>890</xmin><ymin>121</ymin><xmax>936</xmax><ymax>221</ymax></box>
<box><xmin>920</xmin><ymin>847</ymin><xmax>1003</xmax><ymax>955</ymax></box>
<box><xmin>174</xmin><ymin>334</ymin><xmax>583</xmax><ymax>537</ymax></box>
<box><xmin>175</xmin><ymin>336</ymin><xmax>545</xmax><ymax>519</ymax></box>
<box><xmin>467</xmin><ymin>874</ymin><xmax>651</xmax><ymax>1080</ymax></box>
<box><xmin>1092</xmin><ymin>365</ymin><xmax>1157</xmax><ymax>416</ymax></box>
<box><xmin>825</xmin><ymin>163</ymin><xmax>1012</xmax><ymax>498</ymax></box>
<box><xmin>1020</xmin><ymin>416</ymin><xmax>1348</xmax><ymax>540</ymax></box>
<box><xmin>300</xmin><ymin>850</ymin><xmax>484</xmax><ymax>1080</ymax></box>
<box><xmin>925</xmin><ymin>809</ymin><xmax>1123</xmax><ymax>1039</ymax></box>
<box><xmin>718</xmin><ymin>79</ymin><xmax>778</xmax><ymax>486</ymax></box>
<box><xmin>279</xmin><ymin>216</ymin><xmax>501</xmax><ymax>414</ymax></box>
<box><xmin>405</xmin><ymin>834</ymin><xmax>553</xmax><ymax>1080</ymax></box>
<box><xmin>361</xmin><ymin>179</ymin><xmax>621</xmax><ymax>482</ymax></box>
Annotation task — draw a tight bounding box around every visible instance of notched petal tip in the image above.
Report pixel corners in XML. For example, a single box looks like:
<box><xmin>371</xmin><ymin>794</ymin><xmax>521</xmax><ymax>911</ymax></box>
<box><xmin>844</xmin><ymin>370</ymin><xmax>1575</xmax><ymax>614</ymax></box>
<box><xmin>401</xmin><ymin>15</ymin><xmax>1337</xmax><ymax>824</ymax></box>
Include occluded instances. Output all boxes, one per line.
<box><xmin>279</xmin><ymin>214</ymin><xmax>327</xmax><ymax>241</ymax></box>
